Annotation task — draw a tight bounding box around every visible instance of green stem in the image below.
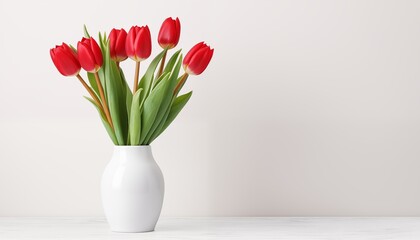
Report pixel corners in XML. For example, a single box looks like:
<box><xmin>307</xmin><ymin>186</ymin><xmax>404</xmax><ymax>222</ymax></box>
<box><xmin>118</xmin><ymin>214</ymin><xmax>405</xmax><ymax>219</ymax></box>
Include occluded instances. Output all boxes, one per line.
<box><xmin>133</xmin><ymin>61</ymin><xmax>140</xmax><ymax>94</ymax></box>
<box><xmin>94</xmin><ymin>72</ymin><xmax>113</xmax><ymax>129</ymax></box>
<box><xmin>157</xmin><ymin>50</ymin><xmax>167</xmax><ymax>78</ymax></box>
<box><xmin>174</xmin><ymin>73</ymin><xmax>189</xmax><ymax>96</ymax></box>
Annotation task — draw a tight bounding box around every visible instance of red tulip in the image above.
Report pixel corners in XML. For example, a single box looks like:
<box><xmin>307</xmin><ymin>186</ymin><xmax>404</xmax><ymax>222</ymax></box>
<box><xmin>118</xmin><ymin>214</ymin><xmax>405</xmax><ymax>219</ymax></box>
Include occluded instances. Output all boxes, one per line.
<box><xmin>158</xmin><ymin>17</ymin><xmax>181</xmax><ymax>49</ymax></box>
<box><xmin>109</xmin><ymin>28</ymin><xmax>128</xmax><ymax>62</ymax></box>
<box><xmin>50</xmin><ymin>43</ymin><xmax>81</xmax><ymax>76</ymax></box>
<box><xmin>183</xmin><ymin>42</ymin><xmax>214</xmax><ymax>75</ymax></box>
<box><xmin>77</xmin><ymin>37</ymin><xmax>103</xmax><ymax>73</ymax></box>
<box><xmin>126</xmin><ymin>26</ymin><xmax>152</xmax><ymax>62</ymax></box>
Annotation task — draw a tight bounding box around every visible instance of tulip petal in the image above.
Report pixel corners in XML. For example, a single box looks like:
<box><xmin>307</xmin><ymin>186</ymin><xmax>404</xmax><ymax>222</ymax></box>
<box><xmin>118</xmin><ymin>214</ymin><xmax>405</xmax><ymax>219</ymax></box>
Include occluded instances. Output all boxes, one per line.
<box><xmin>158</xmin><ymin>18</ymin><xmax>175</xmax><ymax>48</ymax></box>
<box><xmin>158</xmin><ymin>17</ymin><xmax>181</xmax><ymax>49</ymax></box>
<box><xmin>126</xmin><ymin>26</ymin><xmax>138</xmax><ymax>60</ymax></box>
<box><xmin>90</xmin><ymin>38</ymin><xmax>103</xmax><ymax>68</ymax></box>
<box><xmin>134</xmin><ymin>26</ymin><xmax>152</xmax><ymax>60</ymax></box>
<box><xmin>175</xmin><ymin>17</ymin><xmax>181</xmax><ymax>45</ymax></box>
<box><xmin>78</xmin><ymin>41</ymin><xmax>96</xmax><ymax>72</ymax></box>
<box><xmin>50</xmin><ymin>48</ymin><xmax>56</xmax><ymax>58</ymax></box>
<box><xmin>61</xmin><ymin>43</ymin><xmax>80</xmax><ymax>69</ymax></box>
<box><xmin>52</xmin><ymin>48</ymin><xmax>79</xmax><ymax>76</ymax></box>
<box><xmin>109</xmin><ymin>29</ymin><xmax>118</xmax><ymax>58</ymax></box>
<box><xmin>50</xmin><ymin>43</ymin><xmax>81</xmax><ymax>76</ymax></box>
<box><xmin>183</xmin><ymin>42</ymin><xmax>205</xmax><ymax>67</ymax></box>
<box><xmin>186</xmin><ymin>46</ymin><xmax>213</xmax><ymax>75</ymax></box>
<box><xmin>109</xmin><ymin>28</ymin><xmax>128</xmax><ymax>62</ymax></box>
<box><xmin>115</xmin><ymin>29</ymin><xmax>127</xmax><ymax>60</ymax></box>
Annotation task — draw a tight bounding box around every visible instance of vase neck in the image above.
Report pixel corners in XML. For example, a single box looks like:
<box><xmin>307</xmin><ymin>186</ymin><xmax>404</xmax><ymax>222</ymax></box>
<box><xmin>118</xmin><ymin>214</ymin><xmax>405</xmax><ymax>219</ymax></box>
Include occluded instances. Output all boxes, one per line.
<box><xmin>112</xmin><ymin>146</ymin><xmax>154</xmax><ymax>162</ymax></box>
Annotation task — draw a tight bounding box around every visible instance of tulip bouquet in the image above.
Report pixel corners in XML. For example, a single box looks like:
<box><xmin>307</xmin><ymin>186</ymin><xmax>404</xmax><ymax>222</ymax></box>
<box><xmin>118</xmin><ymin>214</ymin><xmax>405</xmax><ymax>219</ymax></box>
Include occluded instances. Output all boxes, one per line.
<box><xmin>50</xmin><ymin>18</ymin><xmax>213</xmax><ymax>145</ymax></box>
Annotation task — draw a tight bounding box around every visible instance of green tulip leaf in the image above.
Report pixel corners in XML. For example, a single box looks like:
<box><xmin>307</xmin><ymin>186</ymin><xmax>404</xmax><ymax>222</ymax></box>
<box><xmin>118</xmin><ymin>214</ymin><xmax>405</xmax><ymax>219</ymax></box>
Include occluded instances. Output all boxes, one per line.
<box><xmin>146</xmin><ymin>100</ymin><xmax>172</xmax><ymax>144</ymax></box>
<box><xmin>83</xmin><ymin>24</ymin><xmax>91</xmax><ymax>38</ymax></box>
<box><xmin>168</xmin><ymin>54</ymin><xmax>183</xmax><ymax>93</ymax></box>
<box><xmin>164</xmin><ymin>49</ymin><xmax>182</xmax><ymax>74</ymax></box>
<box><xmin>86</xmin><ymin>72</ymin><xmax>100</xmax><ymax>97</ymax></box>
<box><xmin>84</xmin><ymin>96</ymin><xmax>118</xmax><ymax>145</ymax></box>
<box><xmin>69</xmin><ymin>44</ymin><xmax>77</xmax><ymax>53</ymax></box>
<box><xmin>129</xmin><ymin>88</ymin><xmax>143</xmax><ymax>145</ymax></box>
<box><xmin>104</xmin><ymin>43</ymin><xmax>129</xmax><ymax>145</ymax></box>
<box><xmin>164</xmin><ymin>91</ymin><xmax>193</xmax><ymax>131</ymax></box>
<box><xmin>99</xmin><ymin>32</ymin><xmax>108</xmax><ymax>50</ymax></box>
<box><xmin>153</xmin><ymin>49</ymin><xmax>182</xmax><ymax>88</ymax></box>
<box><xmin>98</xmin><ymin>32</ymin><xmax>104</xmax><ymax>48</ymax></box>
<box><xmin>143</xmin><ymin>54</ymin><xmax>183</xmax><ymax>143</ymax></box>
<box><xmin>139</xmin><ymin>72</ymin><xmax>171</xmax><ymax>144</ymax></box>
<box><xmin>118</xmin><ymin>69</ymin><xmax>133</xmax><ymax>121</ymax></box>
<box><xmin>173</xmin><ymin>73</ymin><xmax>189</xmax><ymax>98</ymax></box>
<box><xmin>138</xmin><ymin>49</ymin><xmax>167</xmax><ymax>104</ymax></box>
<box><xmin>150</xmin><ymin>91</ymin><xmax>193</xmax><ymax>143</ymax></box>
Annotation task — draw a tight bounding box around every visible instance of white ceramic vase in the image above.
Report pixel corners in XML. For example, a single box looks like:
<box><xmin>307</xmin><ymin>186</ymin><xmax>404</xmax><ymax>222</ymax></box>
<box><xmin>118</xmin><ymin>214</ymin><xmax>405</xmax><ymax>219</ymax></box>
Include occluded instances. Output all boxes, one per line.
<box><xmin>101</xmin><ymin>145</ymin><xmax>164</xmax><ymax>232</ymax></box>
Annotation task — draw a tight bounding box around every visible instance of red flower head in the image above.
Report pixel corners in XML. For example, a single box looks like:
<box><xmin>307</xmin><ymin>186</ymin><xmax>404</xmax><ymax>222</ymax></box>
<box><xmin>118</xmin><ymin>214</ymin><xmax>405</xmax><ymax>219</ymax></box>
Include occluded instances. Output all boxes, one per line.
<box><xmin>126</xmin><ymin>26</ymin><xmax>152</xmax><ymax>62</ymax></box>
<box><xmin>109</xmin><ymin>28</ymin><xmax>128</xmax><ymax>62</ymax></box>
<box><xmin>77</xmin><ymin>37</ymin><xmax>103</xmax><ymax>73</ymax></box>
<box><xmin>183</xmin><ymin>42</ymin><xmax>214</xmax><ymax>75</ymax></box>
<box><xmin>158</xmin><ymin>17</ymin><xmax>181</xmax><ymax>49</ymax></box>
<box><xmin>50</xmin><ymin>43</ymin><xmax>81</xmax><ymax>76</ymax></box>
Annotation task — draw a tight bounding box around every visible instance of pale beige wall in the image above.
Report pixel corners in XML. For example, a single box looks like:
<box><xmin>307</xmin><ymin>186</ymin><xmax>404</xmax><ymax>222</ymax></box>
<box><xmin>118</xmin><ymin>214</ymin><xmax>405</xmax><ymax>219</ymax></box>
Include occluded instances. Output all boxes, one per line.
<box><xmin>1</xmin><ymin>0</ymin><xmax>420</xmax><ymax>216</ymax></box>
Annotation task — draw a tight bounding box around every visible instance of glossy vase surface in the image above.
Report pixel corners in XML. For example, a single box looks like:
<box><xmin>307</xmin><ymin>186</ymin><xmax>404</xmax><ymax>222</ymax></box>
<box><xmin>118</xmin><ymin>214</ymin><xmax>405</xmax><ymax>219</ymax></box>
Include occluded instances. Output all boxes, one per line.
<box><xmin>101</xmin><ymin>146</ymin><xmax>164</xmax><ymax>232</ymax></box>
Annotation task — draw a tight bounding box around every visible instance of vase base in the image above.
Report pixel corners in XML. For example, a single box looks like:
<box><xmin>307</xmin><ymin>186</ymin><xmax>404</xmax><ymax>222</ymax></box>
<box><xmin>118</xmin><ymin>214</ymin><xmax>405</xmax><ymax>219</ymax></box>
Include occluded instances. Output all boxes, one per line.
<box><xmin>110</xmin><ymin>228</ymin><xmax>155</xmax><ymax>233</ymax></box>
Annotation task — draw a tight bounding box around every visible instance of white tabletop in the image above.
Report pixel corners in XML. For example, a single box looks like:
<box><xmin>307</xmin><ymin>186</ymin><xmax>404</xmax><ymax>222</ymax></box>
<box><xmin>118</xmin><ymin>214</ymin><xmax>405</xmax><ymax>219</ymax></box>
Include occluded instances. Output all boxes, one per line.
<box><xmin>0</xmin><ymin>217</ymin><xmax>419</xmax><ymax>240</ymax></box>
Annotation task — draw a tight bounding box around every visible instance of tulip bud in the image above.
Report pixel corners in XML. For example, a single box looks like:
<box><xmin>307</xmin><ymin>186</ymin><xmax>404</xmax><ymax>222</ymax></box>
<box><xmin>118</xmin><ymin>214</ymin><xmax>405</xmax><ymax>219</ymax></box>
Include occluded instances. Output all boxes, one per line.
<box><xmin>126</xmin><ymin>26</ymin><xmax>152</xmax><ymax>62</ymax></box>
<box><xmin>109</xmin><ymin>28</ymin><xmax>128</xmax><ymax>62</ymax></box>
<box><xmin>77</xmin><ymin>37</ymin><xmax>103</xmax><ymax>73</ymax></box>
<box><xmin>50</xmin><ymin>43</ymin><xmax>81</xmax><ymax>76</ymax></box>
<box><xmin>158</xmin><ymin>17</ymin><xmax>181</xmax><ymax>49</ymax></box>
<box><xmin>183</xmin><ymin>42</ymin><xmax>214</xmax><ymax>75</ymax></box>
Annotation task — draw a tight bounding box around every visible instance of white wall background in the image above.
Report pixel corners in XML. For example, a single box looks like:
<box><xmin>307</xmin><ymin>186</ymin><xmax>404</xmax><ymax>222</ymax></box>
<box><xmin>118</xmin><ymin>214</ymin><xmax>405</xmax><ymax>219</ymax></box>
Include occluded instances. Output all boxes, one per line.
<box><xmin>1</xmin><ymin>0</ymin><xmax>420</xmax><ymax>217</ymax></box>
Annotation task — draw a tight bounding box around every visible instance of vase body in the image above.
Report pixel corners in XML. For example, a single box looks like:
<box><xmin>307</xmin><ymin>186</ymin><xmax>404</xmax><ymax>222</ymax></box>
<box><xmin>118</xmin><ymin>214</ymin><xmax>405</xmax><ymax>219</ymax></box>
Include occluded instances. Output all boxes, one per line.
<box><xmin>101</xmin><ymin>146</ymin><xmax>164</xmax><ymax>232</ymax></box>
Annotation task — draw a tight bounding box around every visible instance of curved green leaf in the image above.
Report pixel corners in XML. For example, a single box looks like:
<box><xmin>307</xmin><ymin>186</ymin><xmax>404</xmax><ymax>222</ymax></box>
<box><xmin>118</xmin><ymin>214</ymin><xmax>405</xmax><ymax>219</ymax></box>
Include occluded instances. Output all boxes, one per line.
<box><xmin>104</xmin><ymin>44</ymin><xmax>129</xmax><ymax>145</ymax></box>
<box><xmin>144</xmin><ymin>55</ymin><xmax>183</xmax><ymax>143</ymax></box>
<box><xmin>163</xmin><ymin>49</ymin><xmax>182</xmax><ymax>74</ymax></box>
<box><xmin>138</xmin><ymin>49</ymin><xmax>167</xmax><ymax>103</ymax></box>
<box><xmin>139</xmin><ymin>72</ymin><xmax>171</xmax><ymax>144</ymax></box>
<box><xmin>83</xmin><ymin>24</ymin><xmax>90</xmax><ymax>38</ymax></box>
<box><xmin>119</xmin><ymin>69</ymin><xmax>133</xmax><ymax>120</ymax></box>
<box><xmin>155</xmin><ymin>91</ymin><xmax>193</xmax><ymax>141</ymax></box>
<box><xmin>87</xmin><ymin>72</ymin><xmax>100</xmax><ymax>97</ymax></box>
<box><xmin>129</xmin><ymin>89</ymin><xmax>143</xmax><ymax>145</ymax></box>
<box><xmin>153</xmin><ymin>49</ymin><xmax>182</xmax><ymax>88</ymax></box>
<box><xmin>84</xmin><ymin>96</ymin><xmax>118</xmax><ymax>145</ymax></box>
<box><xmin>147</xmin><ymin>100</ymin><xmax>171</xmax><ymax>144</ymax></box>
